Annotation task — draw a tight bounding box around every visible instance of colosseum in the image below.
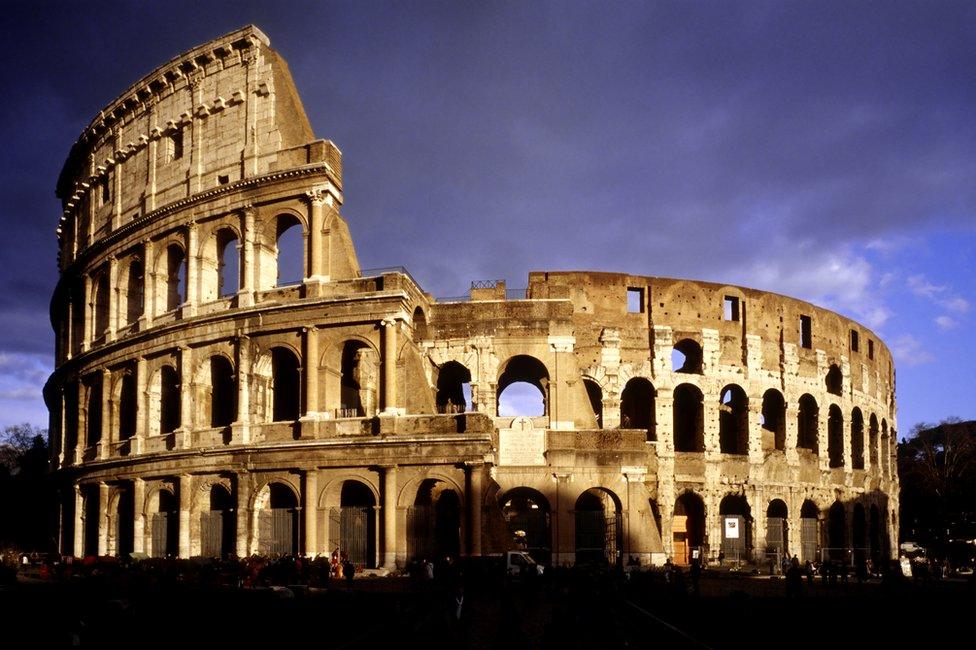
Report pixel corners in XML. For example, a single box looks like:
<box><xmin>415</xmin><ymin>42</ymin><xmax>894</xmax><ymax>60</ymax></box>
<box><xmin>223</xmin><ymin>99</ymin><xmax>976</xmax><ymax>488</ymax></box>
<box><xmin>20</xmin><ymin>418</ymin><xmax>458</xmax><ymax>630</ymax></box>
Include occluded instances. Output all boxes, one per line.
<box><xmin>45</xmin><ymin>26</ymin><xmax>899</xmax><ymax>570</ymax></box>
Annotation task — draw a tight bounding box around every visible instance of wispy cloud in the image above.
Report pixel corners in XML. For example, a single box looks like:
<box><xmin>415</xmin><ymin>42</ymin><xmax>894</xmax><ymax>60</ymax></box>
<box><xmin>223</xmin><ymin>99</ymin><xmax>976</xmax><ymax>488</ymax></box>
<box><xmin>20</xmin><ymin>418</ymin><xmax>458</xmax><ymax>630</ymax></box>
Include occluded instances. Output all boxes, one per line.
<box><xmin>890</xmin><ymin>334</ymin><xmax>935</xmax><ymax>367</ymax></box>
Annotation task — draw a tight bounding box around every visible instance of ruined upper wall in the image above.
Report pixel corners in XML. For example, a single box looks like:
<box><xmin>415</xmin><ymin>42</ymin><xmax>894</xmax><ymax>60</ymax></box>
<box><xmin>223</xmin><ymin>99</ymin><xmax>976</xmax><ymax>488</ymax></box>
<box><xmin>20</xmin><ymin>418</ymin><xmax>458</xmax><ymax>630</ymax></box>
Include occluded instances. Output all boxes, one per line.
<box><xmin>525</xmin><ymin>270</ymin><xmax>894</xmax><ymax>396</ymax></box>
<box><xmin>55</xmin><ymin>25</ymin><xmax>341</xmax><ymax>264</ymax></box>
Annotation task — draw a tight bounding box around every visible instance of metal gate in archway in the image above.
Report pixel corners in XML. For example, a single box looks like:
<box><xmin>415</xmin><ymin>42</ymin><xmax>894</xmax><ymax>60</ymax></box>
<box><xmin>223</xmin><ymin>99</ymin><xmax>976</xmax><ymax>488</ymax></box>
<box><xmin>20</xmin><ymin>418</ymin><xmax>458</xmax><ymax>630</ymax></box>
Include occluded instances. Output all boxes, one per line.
<box><xmin>504</xmin><ymin>509</ymin><xmax>551</xmax><ymax>565</ymax></box>
<box><xmin>575</xmin><ymin>511</ymin><xmax>621</xmax><ymax>565</ymax></box>
<box><xmin>800</xmin><ymin>517</ymin><xmax>818</xmax><ymax>562</ymax></box>
<box><xmin>258</xmin><ymin>508</ymin><xmax>296</xmax><ymax>555</ymax></box>
<box><xmin>329</xmin><ymin>507</ymin><xmax>369</xmax><ymax>566</ymax></box>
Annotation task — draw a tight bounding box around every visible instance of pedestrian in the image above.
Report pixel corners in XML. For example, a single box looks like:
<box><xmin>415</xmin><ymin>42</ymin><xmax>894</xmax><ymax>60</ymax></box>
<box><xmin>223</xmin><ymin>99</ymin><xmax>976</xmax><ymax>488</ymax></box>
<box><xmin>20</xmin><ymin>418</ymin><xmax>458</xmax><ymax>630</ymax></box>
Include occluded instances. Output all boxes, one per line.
<box><xmin>343</xmin><ymin>557</ymin><xmax>355</xmax><ymax>585</ymax></box>
<box><xmin>689</xmin><ymin>557</ymin><xmax>701</xmax><ymax>596</ymax></box>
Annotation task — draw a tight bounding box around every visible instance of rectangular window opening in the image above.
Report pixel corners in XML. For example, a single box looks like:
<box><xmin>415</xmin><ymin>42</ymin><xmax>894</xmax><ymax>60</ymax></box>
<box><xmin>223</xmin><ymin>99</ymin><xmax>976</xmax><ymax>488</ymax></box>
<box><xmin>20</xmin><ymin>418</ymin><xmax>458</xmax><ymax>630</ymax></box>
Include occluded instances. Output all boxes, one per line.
<box><xmin>723</xmin><ymin>296</ymin><xmax>740</xmax><ymax>321</ymax></box>
<box><xmin>627</xmin><ymin>288</ymin><xmax>644</xmax><ymax>314</ymax></box>
<box><xmin>170</xmin><ymin>130</ymin><xmax>183</xmax><ymax>161</ymax></box>
<box><xmin>218</xmin><ymin>174</ymin><xmax>230</xmax><ymax>185</ymax></box>
<box><xmin>868</xmin><ymin>339</ymin><xmax>874</xmax><ymax>360</ymax></box>
<box><xmin>99</xmin><ymin>177</ymin><xmax>110</xmax><ymax>206</ymax></box>
<box><xmin>800</xmin><ymin>315</ymin><xmax>812</xmax><ymax>349</ymax></box>
<box><xmin>851</xmin><ymin>329</ymin><xmax>859</xmax><ymax>352</ymax></box>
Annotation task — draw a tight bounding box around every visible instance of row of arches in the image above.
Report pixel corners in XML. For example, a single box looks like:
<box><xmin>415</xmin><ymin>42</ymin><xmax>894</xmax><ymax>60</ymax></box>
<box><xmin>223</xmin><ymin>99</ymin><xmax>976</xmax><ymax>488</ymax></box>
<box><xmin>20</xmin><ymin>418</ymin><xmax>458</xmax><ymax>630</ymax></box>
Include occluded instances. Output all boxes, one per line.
<box><xmin>74</xmin><ymin>214</ymin><xmax>306</xmax><ymax>348</ymax></box>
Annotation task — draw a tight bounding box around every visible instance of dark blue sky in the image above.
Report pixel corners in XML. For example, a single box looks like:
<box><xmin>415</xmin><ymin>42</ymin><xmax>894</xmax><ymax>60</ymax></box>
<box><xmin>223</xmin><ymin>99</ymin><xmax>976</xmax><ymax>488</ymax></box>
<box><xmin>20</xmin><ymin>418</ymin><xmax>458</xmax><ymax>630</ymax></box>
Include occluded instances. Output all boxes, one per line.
<box><xmin>1</xmin><ymin>1</ymin><xmax>973</xmax><ymax>433</ymax></box>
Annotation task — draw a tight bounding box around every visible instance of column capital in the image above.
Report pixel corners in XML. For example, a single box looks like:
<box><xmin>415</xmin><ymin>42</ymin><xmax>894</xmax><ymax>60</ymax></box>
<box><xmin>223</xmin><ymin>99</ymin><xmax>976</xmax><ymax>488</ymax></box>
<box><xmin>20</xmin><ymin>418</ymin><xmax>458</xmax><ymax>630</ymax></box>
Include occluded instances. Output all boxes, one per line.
<box><xmin>305</xmin><ymin>188</ymin><xmax>330</xmax><ymax>206</ymax></box>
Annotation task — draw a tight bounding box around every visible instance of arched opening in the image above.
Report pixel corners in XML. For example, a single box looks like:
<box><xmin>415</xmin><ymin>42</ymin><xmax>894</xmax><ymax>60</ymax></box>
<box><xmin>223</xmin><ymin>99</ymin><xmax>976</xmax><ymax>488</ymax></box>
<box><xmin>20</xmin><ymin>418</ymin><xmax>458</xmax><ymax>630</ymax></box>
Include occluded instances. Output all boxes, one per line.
<box><xmin>828</xmin><ymin>404</ymin><xmax>844</xmax><ymax>468</ymax></box>
<box><xmin>797</xmin><ymin>394</ymin><xmax>819</xmax><ymax>453</ymax></box>
<box><xmin>500</xmin><ymin>487</ymin><xmax>551</xmax><ymax>565</ymax></box>
<box><xmin>851</xmin><ymin>408</ymin><xmax>865</xmax><ymax>469</ymax></box>
<box><xmin>86</xmin><ymin>380</ymin><xmax>102</xmax><ymax>448</ymax></box>
<box><xmin>869</xmin><ymin>505</ymin><xmax>881</xmax><ymax>566</ymax></box>
<box><xmin>271</xmin><ymin>347</ymin><xmax>301</xmax><ymax>422</ymax></box>
<box><xmin>800</xmin><ymin>500</ymin><xmax>819</xmax><ymax>562</ymax></box>
<box><xmin>125</xmin><ymin>259</ymin><xmax>144</xmax><ymax>324</ymax></box>
<box><xmin>114</xmin><ymin>485</ymin><xmax>134</xmax><ymax>558</ymax></box>
<box><xmin>83</xmin><ymin>485</ymin><xmax>99</xmax><ymax>556</ymax></box>
<box><xmin>93</xmin><ymin>273</ymin><xmax>110</xmax><ymax>338</ymax></box>
<box><xmin>201</xmin><ymin>484</ymin><xmax>236</xmax><ymax>558</ymax></box>
<box><xmin>217</xmin><ymin>228</ymin><xmax>239</xmax><ymax>298</ymax></box>
<box><xmin>825</xmin><ymin>364</ymin><xmax>843</xmax><ymax>396</ymax></box>
<box><xmin>117</xmin><ymin>373</ymin><xmax>137</xmax><ymax>442</ymax></box>
<box><xmin>275</xmin><ymin>215</ymin><xmax>304</xmax><ymax>286</ymax></box>
<box><xmin>719</xmin><ymin>494</ymin><xmax>753</xmax><ymax>561</ymax></box>
<box><xmin>761</xmin><ymin>389</ymin><xmax>786</xmax><ymax>451</ymax></box>
<box><xmin>164</xmin><ymin>244</ymin><xmax>185</xmax><ymax>312</ymax></box>
<box><xmin>671</xmin><ymin>338</ymin><xmax>703</xmax><ymax>374</ymax></box>
<box><xmin>412</xmin><ymin>306</ymin><xmax>428</xmax><ymax>341</ymax></box>
<box><xmin>852</xmin><ymin>503</ymin><xmax>866</xmax><ymax>564</ymax></box>
<box><xmin>719</xmin><ymin>384</ymin><xmax>749</xmax><ymax>454</ymax></box>
<box><xmin>869</xmin><ymin>414</ymin><xmax>879</xmax><ymax>467</ymax></box>
<box><xmin>159</xmin><ymin>366</ymin><xmax>181</xmax><ymax>436</ymax></box>
<box><xmin>259</xmin><ymin>483</ymin><xmax>299</xmax><ymax>556</ymax></box>
<box><xmin>151</xmin><ymin>489</ymin><xmax>178</xmax><ymax>558</ymax></box>
<box><xmin>339</xmin><ymin>340</ymin><xmax>377</xmax><ymax>417</ymax></box>
<box><xmin>673</xmin><ymin>492</ymin><xmax>705</xmax><ymax>566</ymax></box>
<box><xmin>621</xmin><ymin>377</ymin><xmax>655</xmax><ymax>440</ymax></box>
<box><xmin>210</xmin><ymin>356</ymin><xmax>237</xmax><ymax>428</ymax></box>
<box><xmin>497</xmin><ymin>355</ymin><xmax>549</xmax><ymax>417</ymax></box>
<box><xmin>880</xmin><ymin>420</ymin><xmax>890</xmax><ymax>477</ymax></box>
<box><xmin>64</xmin><ymin>380</ymin><xmax>79</xmax><ymax>456</ymax></box>
<box><xmin>673</xmin><ymin>383</ymin><xmax>704</xmax><ymax>452</ymax></box>
<box><xmin>408</xmin><ymin>479</ymin><xmax>460</xmax><ymax>563</ymax></box>
<box><xmin>827</xmin><ymin>501</ymin><xmax>846</xmax><ymax>561</ymax></box>
<box><xmin>583</xmin><ymin>378</ymin><xmax>603</xmax><ymax>429</ymax></box>
<box><xmin>766</xmin><ymin>499</ymin><xmax>788</xmax><ymax>562</ymax></box>
<box><xmin>436</xmin><ymin>361</ymin><xmax>471</xmax><ymax>414</ymax></box>
<box><xmin>334</xmin><ymin>480</ymin><xmax>377</xmax><ymax>567</ymax></box>
<box><xmin>575</xmin><ymin>488</ymin><xmax>622</xmax><ymax>567</ymax></box>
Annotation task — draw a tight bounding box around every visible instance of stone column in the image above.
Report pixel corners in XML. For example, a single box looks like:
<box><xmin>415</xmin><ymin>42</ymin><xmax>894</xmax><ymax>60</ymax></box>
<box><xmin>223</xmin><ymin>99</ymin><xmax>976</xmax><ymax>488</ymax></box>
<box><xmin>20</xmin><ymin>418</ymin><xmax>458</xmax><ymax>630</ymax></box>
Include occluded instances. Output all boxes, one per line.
<box><xmin>842</xmin><ymin>411</ymin><xmax>853</xmax><ymax>473</ymax></box>
<box><xmin>238</xmin><ymin>206</ymin><xmax>255</xmax><ymax>307</ymax></box>
<box><xmin>178</xmin><ymin>346</ymin><xmax>193</xmax><ymax>448</ymax></box>
<box><xmin>97</xmin><ymin>482</ymin><xmax>109</xmax><ymax>556</ymax></box>
<box><xmin>134</xmin><ymin>357</ymin><xmax>147</xmax><ymax>454</ymax></box>
<box><xmin>82</xmin><ymin>274</ymin><xmax>92</xmax><ymax>352</ymax></box>
<box><xmin>142</xmin><ymin>239</ymin><xmax>154</xmax><ymax>327</ymax></box>
<box><xmin>817</xmin><ymin>406</ymin><xmax>830</xmax><ymax>472</ymax></box>
<box><xmin>382</xmin><ymin>465</ymin><xmax>398</xmax><ymax>568</ymax></box>
<box><xmin>73</xmin><ymin>483</ymin><xmax>84</xmax><ymax>557</ymax></box>
<box><xmin>656</xmin><ymin>394</ymin><xmax>674</xmax><ymax>455</ymax></box>
<box><xmin>133</xmin><ymin>478</ymin><xmax>145</xmax><ymax>555</ymax></box>
<box><xmin>236</xmin><ymin>474</ymin><xmax>251</xmax><ymax>557</ymax></box>
<box><xmin>304</xmin><ymin>470</ymin><xmax>318</xmax><ymax>557</ymax></box>
<box><xmin>303</xmin><ymin>327</ymin><xmax>319</xmax><ymax>417</ymax></box>
<box><xmin>381</xmin><ymin>318</ymin><xmax>399</xmax><ymax>415</ymax></box>
<box><xmin>232</xmin><ymin>335</ymin><xmax>251</xmax><ymax>444</ymax></box>
<box><xmin>784</xmin><ymin>404</ymin><xmax>799</xmax><ymax>464</ymax></box>
<box><xmin>75</xmin><ymin>381</ymin><xmax>85</xmax><ymax>464</ymax></box>
<box><xmin>748</xmin><ymin>399</ymin><xmax>764</xmax><ymax>464</ymax></box>
<box><xmin>466</xmin><ymin>463</ymin><xmax>484</xmax><ymax>557</ymax></box>
<box><xmin>178</xmin><ymin>475</ymin><xmax>191</xmax><ymax>559</ymax></box>
<box><xmin>107</xmin><ymin>256</ymin><xmax>118</xmax><ymax>341</ymax></box>
<box><xmin>184</xmin><ymin>222</ymin><xmax>198</xmax><ymax>317</ymax></box>
<box><xmin>548</xmin><ymin>336</ymin><xmax>576</xmax><ymax>430</ymax></box>
<box><xmin>305</xmin><ymin>189</ymin><xmax>328</xmax><ymax>286</ymax></box>
<box><xmin>99</xmin><ymin>369</ymin><xmax>111</xmax><ymax>459</ymax></box>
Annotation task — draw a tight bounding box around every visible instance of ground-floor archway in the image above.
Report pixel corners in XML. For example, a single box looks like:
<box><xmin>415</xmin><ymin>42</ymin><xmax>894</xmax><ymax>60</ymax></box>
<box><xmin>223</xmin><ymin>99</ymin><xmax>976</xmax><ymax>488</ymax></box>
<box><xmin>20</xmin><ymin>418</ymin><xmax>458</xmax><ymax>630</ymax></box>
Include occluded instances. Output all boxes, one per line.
<box><xmin>827</xmin><ymin>501</ymin><xmax>846</xmax><ymax>562</ymax></box>
<box><xmin>150</xmin><ymin>489</ymin><xmax>178</xmax><ymax>558</ymax></box>
<box><xmin>799</xmin><ymin>500</ymin><xmax>819</xmax><ymax>563</ymax></box>
<box><xmin>330</xmin><ymin>480</ymin><xmax>377</xmax><ymax>567</ymax></box>
<box><xmin>766</xmin><ymin>499</ymin><xmax>788</xmax><ymax>562</ymax></box>
<box><xmin>719</xmin><ymin>494</ymin><xmax>753</xmax><ymax>562</ymax></box>
<box><xmin>672</xmin><ymin>491</ymin><xmax>705</xmax><ymax>565</ymax></box>
<box><xmin>575</xmin><ymin>488</ymin><xmax>622</xmax><ymax>567</ymax></box>
<box><xmin>500</xmin><ymin>487</ymin><xmax>551</xmax><ymax>565</ymax></box>
<box><xmin>407</xmin><ymin>479</ymin><xmax>460</xmax><ymax>563</ymax></box>
<box><xmin>113</xmin><ymin>485</ymin><xmax>134</xmax><ymax>557</ymax></box>
<box><xmin>201</xmin><ymin>484</ymin><xmax>236</xmax><ymax>558</ymax></box>
<box><xmin>256</xmin><ymin>482</ymin><xmax>299</xmax><ymax>556</ymax></box>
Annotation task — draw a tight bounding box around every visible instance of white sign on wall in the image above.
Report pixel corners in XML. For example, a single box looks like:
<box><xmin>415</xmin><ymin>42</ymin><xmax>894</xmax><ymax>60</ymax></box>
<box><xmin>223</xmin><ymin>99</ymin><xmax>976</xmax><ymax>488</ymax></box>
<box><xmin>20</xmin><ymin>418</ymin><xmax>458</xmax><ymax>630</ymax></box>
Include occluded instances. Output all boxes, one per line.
<box><xmin>499</xmin><ymin>416</ymin><xmax>546</xmax><ymax>466</ymax></box>
<box><xmin>724</xmin><ymin>517</ymin><xmax>740</xmax><ymax>539</ymax></box>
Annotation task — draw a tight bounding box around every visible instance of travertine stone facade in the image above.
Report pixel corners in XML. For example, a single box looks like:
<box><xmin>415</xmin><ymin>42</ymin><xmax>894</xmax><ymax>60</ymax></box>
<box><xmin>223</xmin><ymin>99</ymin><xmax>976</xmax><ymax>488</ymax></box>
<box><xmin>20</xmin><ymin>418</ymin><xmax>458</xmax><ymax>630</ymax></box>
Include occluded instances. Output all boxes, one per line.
<box><xmin>46</xmin><ymin>26</ymin><xmax>899</xmax><ymax>568</ymax></box>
